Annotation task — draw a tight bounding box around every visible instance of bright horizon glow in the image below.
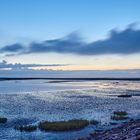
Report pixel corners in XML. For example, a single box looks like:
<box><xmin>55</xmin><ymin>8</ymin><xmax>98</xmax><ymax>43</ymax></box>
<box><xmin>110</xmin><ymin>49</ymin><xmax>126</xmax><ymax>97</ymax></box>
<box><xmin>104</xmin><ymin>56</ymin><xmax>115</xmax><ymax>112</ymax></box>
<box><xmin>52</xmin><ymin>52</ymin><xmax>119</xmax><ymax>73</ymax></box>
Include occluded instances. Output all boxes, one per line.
<box><xmin>3</xmin><ymin>53</ymin><xmax>140</xmax><ymax>70</ymax></box>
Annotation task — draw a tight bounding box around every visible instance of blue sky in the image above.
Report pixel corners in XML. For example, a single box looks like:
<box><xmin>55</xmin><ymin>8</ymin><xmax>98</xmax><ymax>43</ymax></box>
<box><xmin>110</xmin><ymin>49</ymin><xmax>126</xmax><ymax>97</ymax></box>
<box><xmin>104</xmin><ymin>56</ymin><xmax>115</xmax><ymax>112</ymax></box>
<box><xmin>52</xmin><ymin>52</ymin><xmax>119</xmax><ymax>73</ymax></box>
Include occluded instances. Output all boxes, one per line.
<box><xmin>0</xmin><ymin>0</ymin><xmax>140</xmax><ymax>73</ymax></box>
<box><xmin>0</xmin><ymin>0</ymin><xmax>140</xmax><ymax>43</ymax></box>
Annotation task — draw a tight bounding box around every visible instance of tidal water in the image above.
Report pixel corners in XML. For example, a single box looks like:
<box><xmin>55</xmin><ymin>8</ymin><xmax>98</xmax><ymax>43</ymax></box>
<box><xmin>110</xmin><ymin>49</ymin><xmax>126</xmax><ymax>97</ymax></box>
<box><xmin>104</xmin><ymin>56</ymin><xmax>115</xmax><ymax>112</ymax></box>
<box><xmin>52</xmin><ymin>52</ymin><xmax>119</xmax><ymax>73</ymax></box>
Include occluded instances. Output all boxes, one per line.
<box><xmin>0</xmin><ymin>80</ymin><xmax>140</xmax><ymax>140</ymax></box>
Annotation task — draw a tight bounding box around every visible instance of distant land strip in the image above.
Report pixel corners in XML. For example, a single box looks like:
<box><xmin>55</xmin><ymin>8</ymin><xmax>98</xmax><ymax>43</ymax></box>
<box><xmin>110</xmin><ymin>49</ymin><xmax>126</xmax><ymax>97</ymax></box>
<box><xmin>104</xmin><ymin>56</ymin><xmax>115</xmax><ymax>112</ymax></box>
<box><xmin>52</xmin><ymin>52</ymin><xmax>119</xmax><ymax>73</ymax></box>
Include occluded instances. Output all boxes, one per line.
<box><xmin>0</xmin><ymin>77</ymin><xmax>140</xmax><ymax>81</ymax></box>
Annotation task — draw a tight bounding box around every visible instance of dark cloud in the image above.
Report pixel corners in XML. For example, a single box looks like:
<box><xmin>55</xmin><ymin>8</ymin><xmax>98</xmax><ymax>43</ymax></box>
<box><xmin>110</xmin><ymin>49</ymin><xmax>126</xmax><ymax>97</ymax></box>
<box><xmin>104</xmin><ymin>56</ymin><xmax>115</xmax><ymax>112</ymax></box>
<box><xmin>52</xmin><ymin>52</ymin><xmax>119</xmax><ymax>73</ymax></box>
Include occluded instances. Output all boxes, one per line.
<box><xmin>28</xmin><ymin>32</ymin><xmax>85</xmax><ymax>54</ymax></box>
<box><xmin>0</xmin><ymin>43</ymin><xmax>24</xmax><ymax>53</ymax></box>
<box><xmin>0</xmin><ymin>60</ymin><xmax>69</xmax><ymax>70</ymax></box>
<box><xmin>1</xmin><ymin>25</ymin><xmax>140</xmax><ymax>55</ymax></box>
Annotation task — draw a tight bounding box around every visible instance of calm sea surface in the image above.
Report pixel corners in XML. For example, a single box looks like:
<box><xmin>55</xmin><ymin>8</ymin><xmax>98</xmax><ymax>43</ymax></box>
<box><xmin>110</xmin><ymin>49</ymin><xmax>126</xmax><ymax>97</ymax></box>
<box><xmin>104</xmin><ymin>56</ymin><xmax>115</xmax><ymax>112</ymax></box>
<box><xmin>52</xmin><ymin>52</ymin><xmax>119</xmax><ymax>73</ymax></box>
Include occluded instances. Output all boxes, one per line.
<box><xmin>0</xmin><ymin>80</ymin><xmax>140</xmax><ymax>140</ymax></box>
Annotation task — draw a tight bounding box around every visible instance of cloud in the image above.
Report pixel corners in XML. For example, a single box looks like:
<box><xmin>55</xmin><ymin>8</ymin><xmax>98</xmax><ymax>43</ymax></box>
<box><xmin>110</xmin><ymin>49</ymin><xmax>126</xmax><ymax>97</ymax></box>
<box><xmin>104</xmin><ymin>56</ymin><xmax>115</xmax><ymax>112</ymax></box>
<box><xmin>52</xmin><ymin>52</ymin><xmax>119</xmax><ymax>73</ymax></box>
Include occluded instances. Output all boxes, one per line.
<box><xmin>0</xmin><ymin>60</ymin><xmax>69</xmax><ymax>70</ymax></box>
<box><xmin>1</xmin><ymin>24</ymin><xmax>140</xmax><ymax>55</ymax></box>
<box><xmin>28</xmin><ymin>32</ymin><xmax>85</xmax><ymax>54</ymax></box>
<box><xmin>0</xmin><ymin>43</ymin><xmax>24</xmax><ymax>53</ymax></box>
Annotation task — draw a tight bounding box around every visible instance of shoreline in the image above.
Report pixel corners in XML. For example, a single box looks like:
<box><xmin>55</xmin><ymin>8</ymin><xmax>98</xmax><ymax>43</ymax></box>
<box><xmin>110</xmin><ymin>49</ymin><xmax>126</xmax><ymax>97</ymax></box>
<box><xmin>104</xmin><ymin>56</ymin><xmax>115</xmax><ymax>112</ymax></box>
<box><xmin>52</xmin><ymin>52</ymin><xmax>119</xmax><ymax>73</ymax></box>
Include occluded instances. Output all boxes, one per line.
<box><xmin>77</xmin><ymin>119</ymin><xmax>140</xmax><ymax>140</ymax></box>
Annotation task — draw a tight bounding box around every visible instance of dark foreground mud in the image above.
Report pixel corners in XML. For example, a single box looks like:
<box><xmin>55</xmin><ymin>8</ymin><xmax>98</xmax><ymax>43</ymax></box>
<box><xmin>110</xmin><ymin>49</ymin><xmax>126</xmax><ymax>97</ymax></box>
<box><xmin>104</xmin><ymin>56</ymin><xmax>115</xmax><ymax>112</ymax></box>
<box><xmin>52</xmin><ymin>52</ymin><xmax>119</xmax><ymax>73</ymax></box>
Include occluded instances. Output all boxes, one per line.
<box><xmin>77</xmin><ymin>119</ymin><xmax>140</xmax><ymax>140</ymax></box>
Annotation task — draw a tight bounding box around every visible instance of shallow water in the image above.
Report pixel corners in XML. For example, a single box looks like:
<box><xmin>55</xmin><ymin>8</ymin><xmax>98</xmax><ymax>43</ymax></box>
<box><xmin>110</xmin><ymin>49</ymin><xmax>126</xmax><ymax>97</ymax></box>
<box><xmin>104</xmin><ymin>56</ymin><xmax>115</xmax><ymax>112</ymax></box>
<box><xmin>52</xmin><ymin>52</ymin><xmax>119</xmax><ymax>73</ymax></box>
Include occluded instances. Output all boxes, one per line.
<box><xmin>0</xmin><ymin>80</ymin><xmax>140</xmax><ymax>140</ymax></box>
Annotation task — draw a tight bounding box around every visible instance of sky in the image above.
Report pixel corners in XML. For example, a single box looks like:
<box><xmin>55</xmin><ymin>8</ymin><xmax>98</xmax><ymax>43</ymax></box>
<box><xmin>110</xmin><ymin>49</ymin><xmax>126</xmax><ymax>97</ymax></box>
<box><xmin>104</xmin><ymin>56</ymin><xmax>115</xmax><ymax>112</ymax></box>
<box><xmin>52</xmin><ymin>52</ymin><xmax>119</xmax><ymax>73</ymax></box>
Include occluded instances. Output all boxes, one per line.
<box><xmin>0</xmin><ymin>0</ymin><xmax>140</xmax><ymax>77</ymax></box>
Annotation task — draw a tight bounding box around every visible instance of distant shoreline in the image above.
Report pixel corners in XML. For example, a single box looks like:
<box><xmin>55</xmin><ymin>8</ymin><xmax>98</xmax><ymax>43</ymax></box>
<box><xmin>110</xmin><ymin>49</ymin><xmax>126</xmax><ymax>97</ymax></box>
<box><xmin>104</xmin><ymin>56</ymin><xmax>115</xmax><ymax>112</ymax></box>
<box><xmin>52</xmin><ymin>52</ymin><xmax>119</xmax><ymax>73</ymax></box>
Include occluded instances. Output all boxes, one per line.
<box><xmin>1</xmin><ymin>77</ymin><xmax>140</xmax><ymax>81</ymax></box>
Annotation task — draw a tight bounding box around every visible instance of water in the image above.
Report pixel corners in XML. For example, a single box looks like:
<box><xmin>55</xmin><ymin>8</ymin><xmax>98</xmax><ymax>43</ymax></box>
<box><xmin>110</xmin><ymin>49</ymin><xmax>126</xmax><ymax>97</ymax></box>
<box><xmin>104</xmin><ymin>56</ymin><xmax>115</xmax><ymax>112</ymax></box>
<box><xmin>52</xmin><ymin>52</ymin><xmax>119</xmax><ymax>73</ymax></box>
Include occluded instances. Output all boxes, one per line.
<box><xmin>0</xmin><ymin>80</ymin><xmax>140</xmax><ymax>140</ymax></box>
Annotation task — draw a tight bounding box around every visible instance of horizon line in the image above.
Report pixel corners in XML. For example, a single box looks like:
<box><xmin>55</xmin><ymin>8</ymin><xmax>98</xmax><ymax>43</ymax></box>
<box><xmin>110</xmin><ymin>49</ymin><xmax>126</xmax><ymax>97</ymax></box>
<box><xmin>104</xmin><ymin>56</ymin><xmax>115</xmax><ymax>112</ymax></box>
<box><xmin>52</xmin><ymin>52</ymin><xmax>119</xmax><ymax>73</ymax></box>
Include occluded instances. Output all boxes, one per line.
<box><xmin>1</xmin><ymin>77</ymin><xmax>140</xmax><ymax>81</ymax></box>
